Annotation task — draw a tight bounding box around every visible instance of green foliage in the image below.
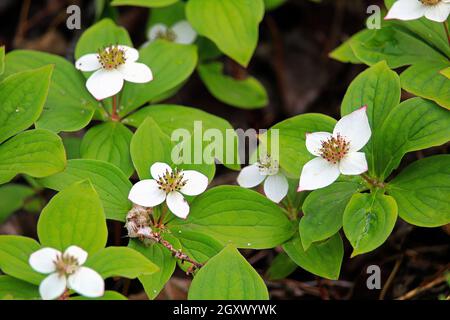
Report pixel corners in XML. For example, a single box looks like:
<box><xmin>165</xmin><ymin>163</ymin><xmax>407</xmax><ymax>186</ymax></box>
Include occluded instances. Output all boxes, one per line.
<box><xmin>0</xmin><ymin>275</ymin><xmax>39</xmax><ymax>300</ymax></box>
<box><xmin>266</xmin><ymin>252</ymin><xmax>297</xmax><ymax>280</ymax></box>
<box><xmin>0</xmin><ymin>184</ymin><xmax>34</xmax><ymax>223</ymax></box>
<box><xmin>111</xmin><ymin>0</ymin><xmax>179</xmax><ymax>7</ymax></box>
<box><xmin>188</xmin><ymin>245</ymin><xmax>269</xmax><ymax>300</ymax></box>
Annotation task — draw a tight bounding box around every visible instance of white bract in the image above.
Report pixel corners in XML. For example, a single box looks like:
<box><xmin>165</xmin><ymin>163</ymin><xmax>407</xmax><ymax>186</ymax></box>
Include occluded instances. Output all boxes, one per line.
<box><xmin>237</xmin><ymin>155</ymin><xmax>289</xmax><ymax>203</ymax></box>
<box><xmin>75</xmin><ymin>45</ymin><xmax>153</xmax><ymax>100</ymax></box>
<box><xmin>298</xmin><ymin>106</ymin><xmax>371</xmax><ymax>191</ymax></box>
<box><xmin>385</xmin><ymin>0</ymin><xmax>450</xmax><ymax>22</ymax></box>
<box><xmin>29</xmin><ymin>245</ymin><xmax>104</xmax><ymax>300</ymax></box>
<box><xmin>144</xmin><ymin>20</ymin><xmax>197</xmax><ymax>46</ymax></box>
<box><xmin>128</xmin><ymin>162</ymin><xmax>208</xmax><ymax>219</ymax></box>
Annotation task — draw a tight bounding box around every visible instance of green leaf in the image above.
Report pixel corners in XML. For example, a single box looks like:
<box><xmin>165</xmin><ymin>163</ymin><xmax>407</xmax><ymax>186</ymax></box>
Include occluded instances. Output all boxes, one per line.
<box><xmin>341</xmin><ymin>61</ymin><xmax>401</xmax><ymax>178</ymax></box>
<box><xmin>0</xmin><ymin>275</ymin><xmax>39</xmax><ymax>300</ymax></box>
<box><xmin>148</xmin><ymin>2</ymin><xmax>186</xmax><ymax>27</ymax></box>
<box><xmin>0</xmin><ymin>184</ymin><xmax>34</xmax><ymax>223</ymax></box>
<box><xmin>186</xmin><ymin>0</ymin><xmax>264</xmax><ymax>66</ymax></box>
<box><xmin>282</xmin><ymin>233</ymin><xmax>343</xmax><ymax>280</ymax></box>
<box><xmin>264</xmin><ymin>0</ymin><xmax>286</xmax><ymax>11</ymax></box>
<box><xmin>62</xmin><ymin>135</ymin><xmax>82</xmax><ymax>159</ymax></box>
<box><xmin>3</xmin><ymin>50</ymin><xmax>97</xmax><ymax>132</ymax></box>
<box><xmin>0</xmin><ymin>65</ymin><xmax>53</xmax><ymax>143</ymax></box>
<box><xmin>38</xmin><ymin>159</ymin><xmax>132</xmax><ymax>222</ymax></box>
<box><xmin>111</xmin><ymin>0</ymin><xmax>178</xmax><ymax>7</ymax></box>
<box><xmin>350</xmin><ymin>26</ymin><xmax>447</xmax><ymax>68</ymax></box>
<box><xmin>0</xmin><ymin>236</ymin><xmax>43</xmax><ymax>285</ymax></box>
<box><xmin>85</xmin><ymin>246</ymin><xmax>159</xmax><ymax>279</ymax></box>
<box><xmin>81</xmin><ymin>122</ymin><xmax>134</xmax><ymax>177</ymax></box>
<box><xmin>329</xmin><ymin>30</ymin><xmax>366</xmax><ymax>64</ymax></box>
<box><xmin>37</xmin><ymin>181</ymin><xmax>107</xmax><ymax>255</ymax></box>
<box><xmin>0</xmin><ymin>129</ymin><xmax>66</xmax><ymax>185</ymax></box>
<box><xmin>299</xmin><ymin>181</ymin><xmax>363</xmax><ymax>250</ymax></box>
<box><xmin>174</xmin><ymin>231</ymin><xmax>223</xmax><ymax>272</ymax></box>
<box><xmin>387</xmin><ymin>155</ymin><xmax>450</xmax><ymax>227</ymax></box>
<box><xmin>0</xmin><ymin>46</ymin><xmax>4</xmax><ymax>76</ymax></box>
<box><xmin>400</xmin><ymin>61</ymin><xmax>450</xmax><ymax>109</ymax></box>
<box><xmin>75</xmin><ymin>18</ymin><xmax>132</xmax><ymax>59</ymax></box>
<box><xmin>258</xmin><ymin>113</ymin><xmax>336</xmax><ymax>178</ymax></box>
<box><xmin>130</xmin><ymin>117</ymin><xmax>172</xmax><ymax>179</ymax></box>
<box><xmin>119</xmin><ymin>40</ymin><xmax>198</xmax><ymax>115</ymax></box>
<box><xmin>441</xmin><ymin>67</ymin><xmax>450</xmax><ymax>79</ymax></box>
<box><xmin>169</xmin><ymin>186</ymin><xmax>296</xmax><ymax>249</ymax></box>
<box><xmin>343</xmin><ymin>192</ymin><xmax>398</xmax><ymax>257</ymax></box>
<box><xmin>129</xmin><ymin>236</ymin><xmax>180</xmax><ymax>299</ymax></box>
<box><xmin>377</xmin><ymin>98</ymin><xmax>450</xmax><ymax>180</ymax></box>
<box><xmin>71</xmin><ymin>290</ymin><xmax>127</xmax><ymax>300</ymax></box>
<box><xmin>198</xmin><ymin>62</ymin><xmax>268</xmax><ymax>109</ymax></box>
<box><xmin>188</xmin><ymin>245</ymin><xmax>269</xmax><ymax>300</ymax></box>
<box><xmin>124</xmin><ymin>104</ymin><xmax>240</xmax><ymax>171</ymax></box>
<box><xmin>266</xmin><ymin>251</ymin><xmax>297</xmax><ymax>281</ymax></box>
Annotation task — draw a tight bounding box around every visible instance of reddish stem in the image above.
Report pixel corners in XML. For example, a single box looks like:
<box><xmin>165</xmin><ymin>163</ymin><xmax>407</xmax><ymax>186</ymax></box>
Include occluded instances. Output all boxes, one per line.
<box><xmin>111</xmin><ymin>95</ymin><xmax>120</xmax><ymax>121</ymax></box>
<box><xmin>444</xmin><ymin>21</ymin><xmax>450</xmax><ymax>49</ymax></box>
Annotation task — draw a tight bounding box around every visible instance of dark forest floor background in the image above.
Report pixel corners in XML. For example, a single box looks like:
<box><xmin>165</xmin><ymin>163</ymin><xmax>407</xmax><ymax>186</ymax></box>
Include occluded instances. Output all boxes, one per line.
<box><xmin>0</xmin><ymin>0</ymin><xmax>448</xmax><ymax>300</ymax></box>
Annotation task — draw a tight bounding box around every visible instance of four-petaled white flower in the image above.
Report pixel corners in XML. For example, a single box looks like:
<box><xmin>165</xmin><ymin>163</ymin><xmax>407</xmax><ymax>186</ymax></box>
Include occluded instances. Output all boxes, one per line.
<box><xmin>144</xmin><ymin>20</ymin><xmax>197</xmax><ymax>46</ymax></box>
<box><xmin>298</xmin><ymin>106</ymin><xmax>371</xmax><ymax>191</ymax></box>
<box><xmin>237</xmin><ymin>155</ymin><xmax>289</xmax><ymax>203</ymax></box>
<box><xmin>29</xmin><ymin>245</ymin><xmax>104</xmax><ymax>300</ymax></box>
<box><xmin>75</xmin><ymin>45</ymin><xmax>153</xmax><ymax>100</ymax></box>
<box><xmin>385</xmin><ymin>0</ymin><xmax>450</xmax><ymax>22</ymax></box>
<box><xmin>128</xmin><ymin>162</ymin><xmax>208</xmax><ymax>219</ymax></box>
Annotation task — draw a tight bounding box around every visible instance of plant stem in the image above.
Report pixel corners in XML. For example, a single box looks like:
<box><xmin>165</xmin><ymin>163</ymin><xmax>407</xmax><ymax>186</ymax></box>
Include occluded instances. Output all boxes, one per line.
<box><xmin>444</xmin><ymin>21</ymin><xmax>450</xmax><ymax>49</ymax></box>
<box><xmin>140</xmin><ymin>231</ymin><xmax>203</xmax><ymax>271</ymax></box>
<box><xmin>361</xmin><ymin>173</ymin><xmax>385</xmax><ymax>189</ymax></box>
<box><xmin>111</xmin><ymin>95</ymin><xmax>120</xmax><ymax>121</ymax></box>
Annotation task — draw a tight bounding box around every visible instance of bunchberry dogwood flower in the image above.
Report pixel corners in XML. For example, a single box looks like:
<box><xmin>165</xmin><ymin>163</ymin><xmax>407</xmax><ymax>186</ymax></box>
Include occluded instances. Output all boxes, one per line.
<box><xmin>385</xmin><ymin>0</ymin><xmax>450</xmax><ymax>22</ymax></box>
<box><xmin>144</xmin><ymin>20</ymin><xmax>197</xmax><ymax>46</ymax></box>
<box><xmin>237</xmin><ymin>154</ymin><xmax>289</xmax><ymax>203</ymax></box>
<box><xmin>75</xmin><ymin>45</ymin><xmax>153</xmax><ymax>100</ymax></box>
<box><xmin>128</xmin><ymin>162</ymin><xmax>208</xmax><ymax>219</ymax></box>
<box><xmin>298</xmin><ymin>106</ymin><xmax>371</xmax><ymax>191</ymax></box>
<box><xmin>29</xmin><ymin>245</ymin><xmax>104</xmax><ymax>300</ymax></box>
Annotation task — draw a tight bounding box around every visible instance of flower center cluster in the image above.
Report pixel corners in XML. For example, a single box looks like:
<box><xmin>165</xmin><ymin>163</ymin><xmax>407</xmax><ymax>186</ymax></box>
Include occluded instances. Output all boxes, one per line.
<box><xmin>97</xmin><ymin>45</ymin><xmax>126</xmax><ymax>70</ymax></box>
<box><xmin>155</xmin><ymin>29</ymin><xmax>177</xmax><ymax>42</ymax></box>
<box><xmin>258</xmin><ymin>155</ymin><xmax>279</xmax><ymax>176</ymax></box>
<box><xmin>319</xmin><ymin>134</ymin><xmax>350</xmax><ymax>164</ymax></box>
<box><xmin>156</xmin><ymin>168</ymin><xmax>187</xmax><ymax>193</ymax></box>
<box><xmin>420</xmin><ymin>0</ymin><xmax>440</xmax><ymax>5</ymax></box>
<box><xmin>54</xmin><ymin>254</ymin><xmax>80</xmax><ymax>276</ymax></box>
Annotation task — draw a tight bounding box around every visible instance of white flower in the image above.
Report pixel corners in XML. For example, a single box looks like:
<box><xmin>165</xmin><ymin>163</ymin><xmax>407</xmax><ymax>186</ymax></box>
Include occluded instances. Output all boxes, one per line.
<box><xmin>298</xmin><ymin>106</ymin><xmax>371</xmax><ymax>191</ymax></box>
<box><xmin>75</xmin><ymin>45</ymin><xmax>153</xmax><ymax>100</ymax></box>
<box><xmin>128</xmin><ymin>162</ymin><xmax>208</xmax><ymax>219</ymax></box>
<box><xmin>385</xmin><ymin>0</ymin><xmax>450</xmax><ymax>22</ymax></box>
<box><xmin>29</xmin><ymin>245</ymin><xmax>104</xmax><ymax>300</ymax></box>
<box><xmin>237</xmin><ymin>155</ymin><xmax>289</xmax><ymax>203</ymax></box>
<box><xmin>144</xmin><ymin>20</ymin><xmax>197</xmax><ymax>46</ymax></box>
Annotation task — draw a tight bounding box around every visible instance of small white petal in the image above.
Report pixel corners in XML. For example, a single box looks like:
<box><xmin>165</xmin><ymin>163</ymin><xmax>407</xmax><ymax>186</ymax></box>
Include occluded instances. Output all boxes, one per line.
<box><xmin>424</xmin><ymin>2</ymin><xmax>450</xmax><ymax>22</ymax></box>
<box><xmin>75</xmin><ymin>53</ymin><xmax>101</xmax><ymax>72</ymax></box>
<box><xmin>298</xmin><ymin>157</ymin><xmax>340</xmax><ymax>191</ymax></box>
<box><xmin>86</xmin><ymin>69</ymin><xmax>124</xmax><ymax>100</ymax></box>
<box><xmin>305</xmin><ymin>132</ymin><xmax>332</xmax><ymax>156</ymax></box>
<box><xmin>39</xmin><ymin>273</ymin><xmax>67</xmax><ymax>300</ymax></box>
<box><xmin>385</xmin><ymin>0</ymin><xmax>425</xmax><ymax>20</ymax></box>
<box><xmin>237</xmin><ymin>164</ymin><xmax>266</xmax><ymax>188</ymax></box>
<box><xmin>166</xmin><ymin>191</ymin><xmax>190</xmax><ymax>219</ymax></box>
<box><xmin>128</xmin><ymin>179</ymin><xmax>166</xmax><ymax>207</ymax></box>
<box><xmin>264</xmin><ymin>173</ymin><xmax>289</xmax><ymax>203</ymax></box>
<box><xmin>180</xmin><ymin>170</ymin><xmax>209</xmax><ymax>196</ymax></box>
<box><xmin>118</xmin><ymin>45</ymin><xmax>139</xmax><ymax>63</ymax></box>
<box><xmin>68</xmin><ymin>267</ymin><xmax>104</xmax><ymax>298</ymax></box>
<box><xmin>172</xmin><ymin>20</ymin><xmax>197</xmax><ymax>44</ymax></box>
<box><xmin>333</xmin><ymin>106</ymin><xmax>371</xmax><ymax>152</ymax></box>
<box><xmin>150</xmin><ymin>162</ymin><xmax>172</xmax><ymax>180</ymax></box>
<box><xmin>29</xmin><ymin>248</ymin><xmax>60</xmax><ymax>274</ymax></box>
<box><xmin>339</xmin><ymin>152</ymin><xmax>368</xmax><ymax>175</ymax></box>
<box><xmin>63</xmin><ymin>246</ymin><xmax>88</xmax><ymax>265</ymax></box>
<box><xmin>118</xmin><ymin>62</ymin><xmax>153</xmax><ymax>83</ymax></box>
<box><xmin>147</xmin><ymin>24</ymin><xmax>168</xmax><ymax>42</ymax></box>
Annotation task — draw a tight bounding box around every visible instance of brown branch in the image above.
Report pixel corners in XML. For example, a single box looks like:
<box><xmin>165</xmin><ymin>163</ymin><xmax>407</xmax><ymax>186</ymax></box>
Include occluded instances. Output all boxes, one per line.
<box><xmin>396</xmin><ymin>275</ymin><xmax>446</xmax><ymax>300</ymax></box>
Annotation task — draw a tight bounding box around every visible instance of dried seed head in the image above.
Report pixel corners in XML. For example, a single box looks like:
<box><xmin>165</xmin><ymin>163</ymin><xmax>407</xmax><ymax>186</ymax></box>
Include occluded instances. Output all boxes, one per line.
<box><xmin>125</xmin><ymin>205</ymin><xmax>152</xmax><ymax>238</ymax></box>
<box><xmin>97</xmin><ymin>45</ymin><xmax>126</xmax><ymax>70</ymax></box>
<box><xmin>156</xmin><ymin>168</ymin><xmax>187</xmax><ymax>193</ymax></box>
<box><xmin>155</xmin><ymin>28</ymin><xmax>177</xmax><ymax>42</ymax></box>
<box><xmin>319</xmin><ymin>134</ymin><xmax>350</xmax><ymax>164</ymax></box>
